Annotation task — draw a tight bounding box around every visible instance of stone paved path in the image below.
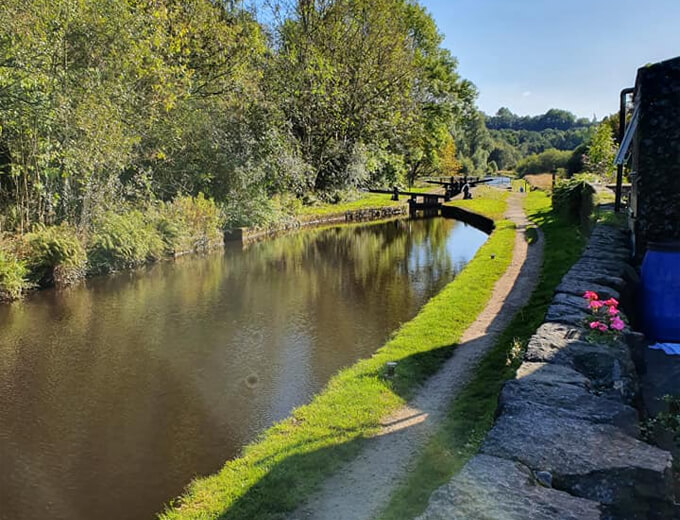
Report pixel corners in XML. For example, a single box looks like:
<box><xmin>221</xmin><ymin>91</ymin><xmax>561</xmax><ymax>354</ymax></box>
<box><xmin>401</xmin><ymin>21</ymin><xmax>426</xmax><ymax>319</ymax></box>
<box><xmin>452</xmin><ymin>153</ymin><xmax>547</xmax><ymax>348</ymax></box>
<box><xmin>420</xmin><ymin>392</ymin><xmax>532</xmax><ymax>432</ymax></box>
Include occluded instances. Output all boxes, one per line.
<box><xmin>289</xmin><ymin>192</ymin><xmax>545</xmax><ymax>520</ymax></box>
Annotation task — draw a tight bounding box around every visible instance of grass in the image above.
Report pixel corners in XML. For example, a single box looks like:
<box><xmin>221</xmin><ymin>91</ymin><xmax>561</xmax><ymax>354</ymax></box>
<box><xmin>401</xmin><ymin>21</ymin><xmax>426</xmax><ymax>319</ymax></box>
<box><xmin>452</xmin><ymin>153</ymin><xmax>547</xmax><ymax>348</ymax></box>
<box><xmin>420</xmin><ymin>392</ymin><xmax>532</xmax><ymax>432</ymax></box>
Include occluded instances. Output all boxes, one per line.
<box><xmin>160</xmin><ymin>193</ymin><xmax>516</xmax><ymax>520</ymax></box>
<box><xmin>377</xmin><ymin>189</ymin><xmax>587</xmax><ymax>520</ymax></box>
<box><xmin>445</xmin><ymin>186</ymin><xmax>509</xmax><ymax>220</ymax></box>
<box><xmin>524</xmin><ymin>173</ymin><xmax>555</xmax><ymax>190</ymax></box>
<box><xmin>296</xmin><ymin>183</ymin><xmax>448</xmax><ymax>220</ymax></box>
<box><xmin>297</xmin><ymin>192</ymin><xmax>403</xmax><ymax>218</ymax></box>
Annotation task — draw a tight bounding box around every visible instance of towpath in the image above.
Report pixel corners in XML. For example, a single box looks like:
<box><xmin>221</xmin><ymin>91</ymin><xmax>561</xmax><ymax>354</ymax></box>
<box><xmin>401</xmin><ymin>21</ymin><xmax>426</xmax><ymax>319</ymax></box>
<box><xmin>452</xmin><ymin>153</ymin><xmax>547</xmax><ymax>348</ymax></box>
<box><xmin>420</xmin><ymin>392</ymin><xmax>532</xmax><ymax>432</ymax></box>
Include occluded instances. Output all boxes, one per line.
<box><xmin>289</xmin><ymin>192</ymin><xmax>544</xmax><ymax>520</ymax></box>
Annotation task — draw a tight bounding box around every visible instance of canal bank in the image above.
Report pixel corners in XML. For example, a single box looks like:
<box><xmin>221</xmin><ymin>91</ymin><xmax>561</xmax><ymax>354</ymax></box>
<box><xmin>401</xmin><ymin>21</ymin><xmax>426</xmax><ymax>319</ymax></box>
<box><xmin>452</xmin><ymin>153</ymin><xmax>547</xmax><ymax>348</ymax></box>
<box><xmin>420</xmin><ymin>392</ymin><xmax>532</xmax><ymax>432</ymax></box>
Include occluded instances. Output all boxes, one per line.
<box><xmin>159</xmin><ymin>190</ymin><xmax>515</xmax><ymax>520</ymax></box>
<box><xmin>287</xmin><ymin>192</ymin><xmax>542</xmax><ymax>520</ymax></box>
<box><xmin>1</xmin><ymin>211</ymin><xmax>490</xmax><ymax>520</ymax></box>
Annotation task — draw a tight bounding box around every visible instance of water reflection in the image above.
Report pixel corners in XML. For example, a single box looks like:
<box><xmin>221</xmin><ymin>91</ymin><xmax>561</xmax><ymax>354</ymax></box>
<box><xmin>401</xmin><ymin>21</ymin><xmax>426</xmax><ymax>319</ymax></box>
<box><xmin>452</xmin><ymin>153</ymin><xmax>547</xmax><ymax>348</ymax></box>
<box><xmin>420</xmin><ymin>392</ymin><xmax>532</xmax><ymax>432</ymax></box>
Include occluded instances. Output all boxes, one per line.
<box><xmin>0</xmin><ymin>217</ymin><xmax>487</xmax><ymax>520</ymax></box>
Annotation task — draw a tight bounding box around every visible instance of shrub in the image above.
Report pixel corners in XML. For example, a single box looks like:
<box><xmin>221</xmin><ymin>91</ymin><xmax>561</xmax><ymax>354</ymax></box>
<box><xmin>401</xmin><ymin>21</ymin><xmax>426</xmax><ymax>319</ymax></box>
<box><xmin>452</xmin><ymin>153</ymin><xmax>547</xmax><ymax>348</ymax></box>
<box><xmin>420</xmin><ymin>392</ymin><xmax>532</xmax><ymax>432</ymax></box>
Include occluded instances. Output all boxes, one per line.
<box><xmin>552</xmin><ymin>177</ymin><xmax>594</xmax><ymax>228</ymax></box>
<box><xmin>155</xmin><ymin>194</ymin><xmax>224</xmax><ymax>255</ymax></box>
<box><xmin>88</xmin><ymin>210</ymin><xmax>165</xmax><ymax>273</ymax></box>
<box><xmin>0</xmin><ymin>244</ymin><xmax>27</xmax><ymax>301</ymax></box>
<box><xmin>23</xmin><ymin>224</ymin><xmax>87</xmax><ymax>287</ymax></box>
<box><xmin>516</xmin><ymin>148</ymin><xmax>571</xmax><ymax>176</ymax></box>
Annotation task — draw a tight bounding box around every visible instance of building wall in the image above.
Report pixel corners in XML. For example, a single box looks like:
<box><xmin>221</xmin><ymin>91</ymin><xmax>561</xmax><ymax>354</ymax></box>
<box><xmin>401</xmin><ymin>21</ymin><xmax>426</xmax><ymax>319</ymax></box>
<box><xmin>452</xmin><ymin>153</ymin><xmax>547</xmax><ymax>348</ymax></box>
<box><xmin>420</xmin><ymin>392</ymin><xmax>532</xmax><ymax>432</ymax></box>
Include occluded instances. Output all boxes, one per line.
<box><xmin>632</xmin><ymin>56</ymin><xmax>680</xmax><ymax>258</ymax></box>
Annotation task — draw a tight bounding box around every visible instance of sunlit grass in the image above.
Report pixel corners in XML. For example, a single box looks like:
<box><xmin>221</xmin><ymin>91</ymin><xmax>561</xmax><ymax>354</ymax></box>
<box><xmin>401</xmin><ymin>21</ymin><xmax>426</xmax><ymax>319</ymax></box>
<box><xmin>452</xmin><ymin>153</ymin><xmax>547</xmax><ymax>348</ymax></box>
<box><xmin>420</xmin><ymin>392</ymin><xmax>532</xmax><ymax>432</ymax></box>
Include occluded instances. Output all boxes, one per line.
<box><xmin>378</xmin><ymin>190</ymin><xmax>586</xmax><ymax>520</ymax></box>
<box><xmin>445</xmin><ymin>186</ymin><xmax>509</xmax><ymax>221</ymax></box>
<box><xmin>297</xmin><ymin>192</ymin><xmax>404</xmax><ymax>218</ymax></box>
<box><xmin>160</xmin><ymin>199</ymin><xmax>516</xmax><ymax>520</ymax></box>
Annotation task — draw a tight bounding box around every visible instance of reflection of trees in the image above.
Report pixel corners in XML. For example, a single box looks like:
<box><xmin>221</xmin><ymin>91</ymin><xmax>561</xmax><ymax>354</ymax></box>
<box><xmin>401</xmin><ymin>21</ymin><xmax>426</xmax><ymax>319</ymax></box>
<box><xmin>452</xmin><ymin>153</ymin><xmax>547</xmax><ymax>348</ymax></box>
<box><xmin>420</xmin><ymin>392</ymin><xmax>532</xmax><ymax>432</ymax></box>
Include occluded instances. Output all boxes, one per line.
<box><xmin>225</xmin><ymin>218</ymin><xmax>461</xmax><ymax>298</ymax></box>
<box><xmin>0</xmin><ymin>216</ymin><xmax>488</xmax><ymax>520</ymax></box>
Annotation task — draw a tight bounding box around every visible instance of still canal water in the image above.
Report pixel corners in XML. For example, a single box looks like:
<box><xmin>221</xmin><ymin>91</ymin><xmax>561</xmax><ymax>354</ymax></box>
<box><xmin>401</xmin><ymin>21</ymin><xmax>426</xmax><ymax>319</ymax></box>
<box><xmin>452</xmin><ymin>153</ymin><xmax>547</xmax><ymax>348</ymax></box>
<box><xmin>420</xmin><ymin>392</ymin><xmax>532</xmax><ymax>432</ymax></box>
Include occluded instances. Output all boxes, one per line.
<box><xmin>0</xmin><ymin>217</ymin><xmax>487</xmax><ymax>520</ymax></box>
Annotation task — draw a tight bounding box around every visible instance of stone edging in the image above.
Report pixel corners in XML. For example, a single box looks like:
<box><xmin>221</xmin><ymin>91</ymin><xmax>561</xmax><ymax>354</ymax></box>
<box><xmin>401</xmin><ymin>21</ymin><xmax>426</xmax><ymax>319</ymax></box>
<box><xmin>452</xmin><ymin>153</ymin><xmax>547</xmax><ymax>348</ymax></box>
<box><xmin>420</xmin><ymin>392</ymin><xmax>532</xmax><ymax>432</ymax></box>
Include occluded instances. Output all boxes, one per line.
<box><xmin>224</xmin><ymin>204</ymin><xmax>496</xmax><ymax>245</ymax></box>
<box><xmin>417</xmin><ymin>224</ymin><xmax>676</xmax><ymax>520</ymax></box>
<box><xmin>224</xmin><ymin>205</ymin><xmax>407</xmax><ymax>244</ymax></box>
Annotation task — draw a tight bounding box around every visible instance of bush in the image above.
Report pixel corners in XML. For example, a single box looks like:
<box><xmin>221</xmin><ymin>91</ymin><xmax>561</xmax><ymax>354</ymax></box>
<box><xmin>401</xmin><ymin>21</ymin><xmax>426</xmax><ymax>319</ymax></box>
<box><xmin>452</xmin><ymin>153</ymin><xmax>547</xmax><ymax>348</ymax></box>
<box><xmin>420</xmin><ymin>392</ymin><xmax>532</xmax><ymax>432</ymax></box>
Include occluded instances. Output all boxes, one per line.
<box><xmin>0</xmin><ymin>244</ymin><xmax>27</xmax><ymax>301</ymax></box>
<box><xmin>23</xmin><ymin>224</ymin><xmax>86</xmax><ymax>287</ymax></box>
<box><xmin>88</xmin><ymin>210</ymin><xmax>165</xmax><ymax>273</ymax></box>
<box><xmin>516</xmin><ymin>148</ymin><xmax>571</xmax><ymax>176</ymax></box>
<box><xmin>552</xmin><ymin>177</ymin><xmax>595</xmax><ymax>228</ymax></box>
<box><xmin>222</xmin><ymin>190</ymin><xmax>301</xmax><ymax>230</ymax></box>
<box><xmin>155</xmin><ymin>194</ymin><xmax>224</xmax><ymax>255</ymax></box>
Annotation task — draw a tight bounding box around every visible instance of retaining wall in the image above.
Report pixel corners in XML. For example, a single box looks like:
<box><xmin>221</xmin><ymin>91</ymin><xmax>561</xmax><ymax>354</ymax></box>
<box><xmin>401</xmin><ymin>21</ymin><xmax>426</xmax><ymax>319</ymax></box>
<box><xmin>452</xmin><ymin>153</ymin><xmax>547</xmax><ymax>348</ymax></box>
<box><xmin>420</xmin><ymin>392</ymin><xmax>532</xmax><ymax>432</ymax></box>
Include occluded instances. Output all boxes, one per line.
<box><xmin>224</xmin><ymin>205</ymin><xmax>407</xmax><ymax>244</ymax></box>
<box><xmin>417</xmin><ymin>224</ymin><xmax>676</xmax><ymax>520</ymax></box>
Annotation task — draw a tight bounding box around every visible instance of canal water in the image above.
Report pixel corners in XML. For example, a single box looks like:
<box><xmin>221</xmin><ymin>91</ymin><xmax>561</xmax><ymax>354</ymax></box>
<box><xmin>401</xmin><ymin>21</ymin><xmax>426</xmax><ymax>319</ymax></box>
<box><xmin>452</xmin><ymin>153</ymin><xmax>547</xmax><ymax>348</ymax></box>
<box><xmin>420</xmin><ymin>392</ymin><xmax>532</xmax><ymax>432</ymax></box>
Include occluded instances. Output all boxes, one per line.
<box><xmin>0</xmin><ymin>217</ymin><xmax>487</xmax><ymax>520</ymax></box>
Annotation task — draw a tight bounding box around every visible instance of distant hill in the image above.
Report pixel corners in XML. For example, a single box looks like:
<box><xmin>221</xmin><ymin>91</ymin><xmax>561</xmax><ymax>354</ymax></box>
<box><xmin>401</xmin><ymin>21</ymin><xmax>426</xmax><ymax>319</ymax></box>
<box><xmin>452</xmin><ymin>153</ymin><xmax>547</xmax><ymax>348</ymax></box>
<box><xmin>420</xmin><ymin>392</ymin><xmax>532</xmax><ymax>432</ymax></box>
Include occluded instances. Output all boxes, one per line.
<box><xmin>483</xmin><ymin>108</ymin><xmax>594</xmax><ymax>170</ymax></box>
<box><xmin>485</xmin><ymin>107</ymin><xmax>593</xmax><ymax>132</ymax></box>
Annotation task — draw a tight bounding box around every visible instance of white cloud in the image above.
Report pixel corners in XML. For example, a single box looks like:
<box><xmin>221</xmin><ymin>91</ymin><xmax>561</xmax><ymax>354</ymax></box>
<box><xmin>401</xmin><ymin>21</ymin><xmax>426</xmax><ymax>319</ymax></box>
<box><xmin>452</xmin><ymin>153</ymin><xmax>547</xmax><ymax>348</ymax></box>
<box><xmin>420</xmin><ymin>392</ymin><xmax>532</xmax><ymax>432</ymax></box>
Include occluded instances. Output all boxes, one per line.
<box><xmin>522</xmin><ymin>90</ymin><xmax>532</xmax><ymax>97</ymax></box>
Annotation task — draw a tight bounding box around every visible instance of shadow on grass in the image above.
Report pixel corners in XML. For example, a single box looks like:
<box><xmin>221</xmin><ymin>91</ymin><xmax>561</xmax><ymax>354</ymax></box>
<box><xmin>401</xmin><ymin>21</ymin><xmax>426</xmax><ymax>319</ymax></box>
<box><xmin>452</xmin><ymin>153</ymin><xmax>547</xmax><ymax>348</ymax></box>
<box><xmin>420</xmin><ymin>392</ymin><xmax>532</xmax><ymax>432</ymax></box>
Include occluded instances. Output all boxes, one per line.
<box><xmin>216</xmin><ymin>348</ymin><xmax>457</xmax><ymax>520</ymax></box>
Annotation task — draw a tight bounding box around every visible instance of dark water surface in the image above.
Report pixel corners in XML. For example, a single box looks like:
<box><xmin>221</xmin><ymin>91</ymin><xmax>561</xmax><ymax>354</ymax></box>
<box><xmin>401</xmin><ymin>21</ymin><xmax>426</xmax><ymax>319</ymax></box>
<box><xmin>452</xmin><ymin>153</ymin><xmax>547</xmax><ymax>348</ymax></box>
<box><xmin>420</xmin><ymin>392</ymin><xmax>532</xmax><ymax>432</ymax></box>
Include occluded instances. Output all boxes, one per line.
<box><xmin>0</xmin><ymin>217</ymin><xmax>487</xmax><ymax>520</ymax></box>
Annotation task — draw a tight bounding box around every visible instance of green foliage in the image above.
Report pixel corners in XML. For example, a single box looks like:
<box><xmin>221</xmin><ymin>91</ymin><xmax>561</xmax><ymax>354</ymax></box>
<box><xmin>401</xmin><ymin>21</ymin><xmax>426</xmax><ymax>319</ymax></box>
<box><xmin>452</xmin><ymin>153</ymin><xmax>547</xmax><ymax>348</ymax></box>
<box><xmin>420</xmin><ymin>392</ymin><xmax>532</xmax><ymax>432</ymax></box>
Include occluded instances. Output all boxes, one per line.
<box><xmin>0</xmin><ymin>241</ymin><xmax>27</xmax><ymax>300</ymax></box>
<box><xmin>488</xmin><ymin>138</ymin><xmax>521</xmax><ymax>170</ymax></box>
<box><xmin>642</xmin><ymin>395</ymin><xmax>680</xmax><ymax>442</ymax></box>
<box><xmin>552</xmin><ymin>177</ymin><xmax>595</xmax><ymax>227</ymax></box>
<box><xmin>154</xmin><ymin>194</ymin><xmax>223</xmax><ymax>255</ymax></box>
<box><xmin>516</xmin><ymin>148</ymin><xmax>571</xmax><ymax>176</ymax></box>
<box><xmin>88</xmin><ymin>210</ymin><xmax>165</xmax><ymax>273</ymax></box>
<box><xmin>483</xmin><ymin>108</ymin><xmax>593</xmax><ymax>174</ymax></box>
<box><xmin>487</xmin><ymin>107</ymin><xmax>591</xmax><ymax>132</ymax></box>
<box><xmin>585</xmin><ymin>122</ymin><xmax>616</xmax><ymax>180</ymax></box>
<box><xmin>23</xmin><ymin>224</ymin><xmax>86</xmax><ymax>286</ymax></box>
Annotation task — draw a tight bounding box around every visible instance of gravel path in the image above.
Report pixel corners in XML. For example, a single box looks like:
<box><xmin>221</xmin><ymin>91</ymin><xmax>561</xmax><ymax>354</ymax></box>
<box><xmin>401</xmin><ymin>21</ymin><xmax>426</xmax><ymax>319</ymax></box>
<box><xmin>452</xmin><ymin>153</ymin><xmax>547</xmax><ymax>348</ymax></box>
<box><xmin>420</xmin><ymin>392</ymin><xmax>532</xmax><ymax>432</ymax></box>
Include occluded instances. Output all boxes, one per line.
<box><xmin>289</xmin><ymin>192</ymin><xmax>544</xmax><ymax>520</ymax></box>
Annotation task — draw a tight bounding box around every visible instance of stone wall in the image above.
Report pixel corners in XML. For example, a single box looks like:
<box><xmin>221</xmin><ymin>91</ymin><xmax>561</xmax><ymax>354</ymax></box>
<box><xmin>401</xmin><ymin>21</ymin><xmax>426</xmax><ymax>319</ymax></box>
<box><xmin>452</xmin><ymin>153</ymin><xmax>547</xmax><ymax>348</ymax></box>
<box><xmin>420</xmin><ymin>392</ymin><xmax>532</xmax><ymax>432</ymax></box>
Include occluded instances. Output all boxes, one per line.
<box><xmin>224</xmin><ymin>205</ymin><xmax>407</xmax><ymax>244</ymax></box>
<box><xmin>417</xmin><ymin>225</ymin><xmax>675</xmax><ymax>520</ymax></box>
<box><xmin>631</xmin><ymin>56</ymin><xmax>680</xmax><ymax>259</ymax></box>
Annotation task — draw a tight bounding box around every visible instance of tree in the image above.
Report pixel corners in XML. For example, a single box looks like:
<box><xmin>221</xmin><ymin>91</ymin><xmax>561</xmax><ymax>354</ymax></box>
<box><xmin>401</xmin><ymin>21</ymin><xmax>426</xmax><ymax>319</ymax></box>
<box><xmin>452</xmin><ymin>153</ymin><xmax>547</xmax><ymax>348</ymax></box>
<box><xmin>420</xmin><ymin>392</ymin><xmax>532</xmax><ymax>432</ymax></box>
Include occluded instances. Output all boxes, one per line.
<box><xmin>585</xmin><ymin>122</ymin><xmax>616</xmax><ymax>180</ymax></box>
<box><xmin>438</xmin><ymin>137</ymin><xmax>461</xmax><ymax>176</ymax></box>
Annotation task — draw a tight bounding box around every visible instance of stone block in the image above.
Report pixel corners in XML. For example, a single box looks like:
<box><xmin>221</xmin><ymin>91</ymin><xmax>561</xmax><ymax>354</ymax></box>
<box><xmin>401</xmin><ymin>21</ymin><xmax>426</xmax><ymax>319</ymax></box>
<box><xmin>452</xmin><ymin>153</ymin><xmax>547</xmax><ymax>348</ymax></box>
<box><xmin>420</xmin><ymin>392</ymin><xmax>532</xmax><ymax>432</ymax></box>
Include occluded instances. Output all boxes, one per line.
<box><xmin>498</xmin><ymin>378</ymin><xmax>639</xmax><ymax>436</ymax></box>
<box><xmin>481</xmin><ymin>407</ymin><xmax>673</xmax><ymax>518</ymax></box>
<box><xmin>415</xmin><ymin>455</ymin><xmax>602</xmax><ymax>520</ymax></box>
<box><xmin>525</xmin><ymin>322</ymin><xmax>638</xmax><ymax>403</ymax></box>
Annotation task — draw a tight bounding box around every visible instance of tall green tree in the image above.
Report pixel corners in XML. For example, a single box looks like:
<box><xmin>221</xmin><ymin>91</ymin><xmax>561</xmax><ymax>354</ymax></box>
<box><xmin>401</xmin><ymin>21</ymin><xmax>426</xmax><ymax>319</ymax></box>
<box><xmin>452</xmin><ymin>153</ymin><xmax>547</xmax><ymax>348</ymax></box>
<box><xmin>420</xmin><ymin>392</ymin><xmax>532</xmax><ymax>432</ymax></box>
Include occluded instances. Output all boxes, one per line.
<box><xmin>585</xmin><ymin>122</ymin><xmax>616</xmax><ymax>179</ymax></box>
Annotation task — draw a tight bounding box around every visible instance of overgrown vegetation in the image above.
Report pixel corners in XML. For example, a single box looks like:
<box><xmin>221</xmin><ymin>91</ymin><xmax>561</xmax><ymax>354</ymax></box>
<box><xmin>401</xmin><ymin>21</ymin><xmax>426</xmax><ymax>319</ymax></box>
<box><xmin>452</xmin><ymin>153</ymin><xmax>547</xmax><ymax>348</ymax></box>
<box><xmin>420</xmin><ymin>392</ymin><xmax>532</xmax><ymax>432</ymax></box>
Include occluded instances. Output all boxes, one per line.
<box><xmin>0</xmin><ymin>241</ymin><xmax>27</xmax><ymax>301</ymax></box>
<box><xmin>552</xmin><ymin>176</ymin><xmax>595</xmax><ymax>228</ymax></box>
<box><xmin>516</xmin><ymin>148</ymin><xmax>571</xmax><ymax>176</ymax></box>
<box><xmin>23</xmin><ymin>224</ymin><xmax>86</xmax><ymax>287</ymax></box>
<box><xmin>0</xmin><ymin>194</ymin><xmax>224</xmax><ymax>295</ymax></box>
<box><xmin>378</xmin><ymin>190</ymin><xmax>586</xmax><ymax>519</ymax></box>
<box><xmin>160</xmin><ymin>194</ymin><xmax>514</xmax><ymax>520</ymax></box>
<box><xmin>0</xmin><ymin>0</ymin><xmax>485</xmax><ymax>231</ymax></box>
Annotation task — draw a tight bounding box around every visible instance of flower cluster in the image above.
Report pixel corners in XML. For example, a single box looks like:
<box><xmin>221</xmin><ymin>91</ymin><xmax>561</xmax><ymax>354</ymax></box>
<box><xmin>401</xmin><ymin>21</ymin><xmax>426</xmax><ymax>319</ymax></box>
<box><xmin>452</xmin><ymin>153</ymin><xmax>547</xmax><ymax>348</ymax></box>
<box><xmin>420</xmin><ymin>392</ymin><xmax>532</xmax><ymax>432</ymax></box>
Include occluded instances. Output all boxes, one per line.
<box><xmin>583</xmin><ymin>291</ymin><xmax>624</xmax><ymax>339</ymax></box>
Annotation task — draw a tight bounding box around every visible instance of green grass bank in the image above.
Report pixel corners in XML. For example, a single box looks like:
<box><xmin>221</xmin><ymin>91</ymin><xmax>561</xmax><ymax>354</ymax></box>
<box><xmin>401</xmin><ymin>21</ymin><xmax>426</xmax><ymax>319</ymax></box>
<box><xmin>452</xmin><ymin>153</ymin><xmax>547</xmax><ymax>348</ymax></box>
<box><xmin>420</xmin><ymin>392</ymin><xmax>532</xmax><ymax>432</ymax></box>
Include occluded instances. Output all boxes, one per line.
<box><xmin>378</xmin><ymin>189</ymin><xmax>587</xmax><ymax>519</ymax></box>
<box><xmin>160</xmin><ymin>192</ymin><xmax>514</xmax><ymax>520</ymax></box>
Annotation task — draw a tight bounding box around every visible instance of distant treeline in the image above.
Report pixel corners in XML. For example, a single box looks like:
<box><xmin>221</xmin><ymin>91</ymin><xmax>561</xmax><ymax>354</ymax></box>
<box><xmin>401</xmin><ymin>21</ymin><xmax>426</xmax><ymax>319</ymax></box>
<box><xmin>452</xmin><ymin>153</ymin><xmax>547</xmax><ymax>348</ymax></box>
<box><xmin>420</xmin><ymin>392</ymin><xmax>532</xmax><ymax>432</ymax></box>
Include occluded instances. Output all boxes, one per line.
<box><xmin>482</xmin><ymin>107</ymin><xmax>595</xmax><ymax>172</ymax></box>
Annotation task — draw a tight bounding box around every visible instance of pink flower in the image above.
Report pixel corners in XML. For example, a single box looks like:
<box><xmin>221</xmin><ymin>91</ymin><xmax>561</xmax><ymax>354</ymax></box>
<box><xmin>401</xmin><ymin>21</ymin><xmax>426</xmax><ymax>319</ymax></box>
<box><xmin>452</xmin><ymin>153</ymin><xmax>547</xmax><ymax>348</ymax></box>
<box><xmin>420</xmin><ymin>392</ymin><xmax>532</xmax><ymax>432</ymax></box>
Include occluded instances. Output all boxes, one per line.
<box><xmin>610</xmin><ymin>316</ymin><xmax>625</xmax><ymax>331</ymax></box>
<box><xmin>598</xmin><ymin>323</ymin><xmax>609</xmax><ymax>332</ymax></box>
<box><xmin>603</xmin><ymin>298</ymin><xmax>619</xmax><ymax>307</ymax></box>
<box><xmin>589</xmin><ymin>321</ymin><xmax>602</xmax><ymax>329</ymax></box>
<box><xmin>608</xmin><ymin>306</ymin><xmax>619</xmax><ymax>316</ymax></box>
<box><xmin>588</xmin><ymin>300</ymin><xmax>604</xmax><ymax>310</ymax></box>
<box><xmin>583</xmin><ymin>291</ymin><xmax>599</xmax><ymax>301</ymax></box>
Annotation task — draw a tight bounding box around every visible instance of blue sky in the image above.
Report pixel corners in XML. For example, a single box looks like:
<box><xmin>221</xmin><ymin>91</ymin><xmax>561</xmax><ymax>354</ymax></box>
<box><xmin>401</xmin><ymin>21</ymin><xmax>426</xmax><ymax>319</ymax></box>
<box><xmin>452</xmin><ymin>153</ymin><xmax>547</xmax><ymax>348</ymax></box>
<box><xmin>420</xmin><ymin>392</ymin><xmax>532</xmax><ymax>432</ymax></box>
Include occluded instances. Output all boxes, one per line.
<box><xmin>420</xmin><ymin>0</ymin><xmax>680</xmax><ymax>118</ymax></box>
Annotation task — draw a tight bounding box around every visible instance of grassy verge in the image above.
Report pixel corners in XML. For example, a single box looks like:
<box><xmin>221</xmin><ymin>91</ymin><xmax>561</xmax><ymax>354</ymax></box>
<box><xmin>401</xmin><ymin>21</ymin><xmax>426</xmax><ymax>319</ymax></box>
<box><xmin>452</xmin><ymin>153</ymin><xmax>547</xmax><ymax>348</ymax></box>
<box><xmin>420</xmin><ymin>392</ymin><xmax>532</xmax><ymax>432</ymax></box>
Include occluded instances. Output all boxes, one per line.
<box><xmin>160</xmin><ymin>196</ymin><xmax>516</xmax><ymax>520</ymax></box>
<box><xmin>445</xmin><ymin>186</ymin><xmax>508</xmax><ymax>221</ymax></box>
<box><xmin>297</xmin><ymin>192</ymin><xmax>403</xmax><ymax>218</ymax></box>
<box><xmin>378</xmin><ymin>190</ymin><xmax>587</xmax><ymax>520</ymax></box>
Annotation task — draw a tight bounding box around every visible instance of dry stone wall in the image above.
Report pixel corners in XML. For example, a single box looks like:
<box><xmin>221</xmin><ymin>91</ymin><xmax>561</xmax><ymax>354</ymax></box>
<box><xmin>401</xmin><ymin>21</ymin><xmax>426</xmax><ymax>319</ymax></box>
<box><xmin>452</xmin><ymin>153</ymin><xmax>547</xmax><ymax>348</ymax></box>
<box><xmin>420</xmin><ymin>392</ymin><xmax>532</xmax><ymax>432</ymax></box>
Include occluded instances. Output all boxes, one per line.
<box><xmin>417</xmin><ymin>225</ymin><xmax>676</xmax><ymax>520</ymax></box>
